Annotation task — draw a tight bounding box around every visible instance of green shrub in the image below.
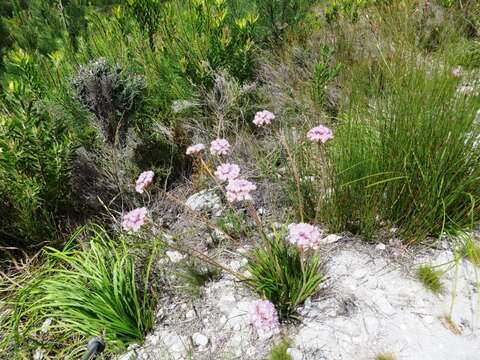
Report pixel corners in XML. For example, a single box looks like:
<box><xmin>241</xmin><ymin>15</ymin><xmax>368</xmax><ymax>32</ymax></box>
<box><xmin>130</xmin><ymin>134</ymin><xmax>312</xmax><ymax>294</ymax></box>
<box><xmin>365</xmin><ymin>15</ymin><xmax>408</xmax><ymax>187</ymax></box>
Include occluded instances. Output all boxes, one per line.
<box><xmin>461</xmin><ymin>42</ymin><xmax>480</xmax><ymax>69</ymax></box>
<box><xmin>310</xmin><ymin>43</ymin><xmax>341</xmax><ymax>109</ymax></box>
<box><xmin>126</xmin><ymin>0</ymin><xmax>162</xmax><ymax>49</ymax></box>
<box><xmin>247</xmin><ymin>229</ymin><xmax>325</xmax><ymax>320</ymax></box>
<box><xmin>0</xmin><ymin>107</ymin><xmax>75</xmax><ymax>248</ymax></box>
<box><xmin>2</xmin><ymin>225</ymin><xmax>158</xmax><ymax>356</ymax></box>
<box><xmin>158</xmin><ymin>0</ymin><xmax>257</xmax><ymax>87</ymax></box>
<box><xmin>252</xmin><ymin>0</ymin><xmax>316</xmax><ymax>42</ymax></box>
<box><xmin>325</xmin><ymin>0</ymin><xmax>392</xmax><ymax>23</ymax></box>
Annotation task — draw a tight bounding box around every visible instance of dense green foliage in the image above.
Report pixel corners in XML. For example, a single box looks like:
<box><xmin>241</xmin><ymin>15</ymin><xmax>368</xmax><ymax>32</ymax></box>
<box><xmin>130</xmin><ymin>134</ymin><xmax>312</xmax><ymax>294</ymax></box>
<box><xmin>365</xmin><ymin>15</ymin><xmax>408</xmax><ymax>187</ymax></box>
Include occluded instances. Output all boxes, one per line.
<box><xmin>2</xmin><ymin>226</ymin><xmax>158</xmax><ymax>356</ymax></box>
<box><xmin>1</xmin><ymin>0</ymin><xmax>480</xmax><ymax>358</ymax></box>
<box><xmin>0</xmin><ymin>0</ymin><xmax>315</xmax><ymax>249</ymax></box>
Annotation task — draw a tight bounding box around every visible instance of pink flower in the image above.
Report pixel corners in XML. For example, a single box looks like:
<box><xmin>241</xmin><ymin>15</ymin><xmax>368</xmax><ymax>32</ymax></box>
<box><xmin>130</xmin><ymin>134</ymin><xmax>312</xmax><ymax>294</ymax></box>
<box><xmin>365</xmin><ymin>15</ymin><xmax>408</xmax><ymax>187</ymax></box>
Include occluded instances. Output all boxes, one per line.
<box><xmin>250</xmin><ymin>300</ymin><xmax>279</xmax><ymax>337</ymax></box>
<box><xmin>307</xmin><ymin>125</ymin><xmax>334</xmax><ymax>143</ymax></box>
<box><xmin>452</xmin><ymin>66</ymin><xmax>462</xmax><ymax>78</ymax></box>
<box><xmin>210</xmin><ymin>138</ymin><xmax>231</xmax><ymax>156</ymax></box>
<box><xmin>121</xmin><ymin>207</ymin><xmax>147</xmax><ymax>232</ymax></box>
<box><xmin>225</xmin><ymin>178</ymin><xmax>256</xmax><ymax>202</ymax></box>
<box><xmin>186</xmin><ymin>143</ymin><xmax>206</xmax><ymax>155</ymax></box>
<box><xmin>214</xmin><ymin>163</ymin><xmax>240</xmax><ymax>182</ymax></box>
<box><xmin>287</xmin><ymin>223</ymin><xmax>322</xmax><ymax>250</ymax></box>
<box><xmin>135</xmin><ymin>170</ymin><xmax>154</xmax><ymax>194</ymax></box>
<box><xmin>253</xmin><ymin>110</ymin><xmax>275</xmax><ymax>127</ymax></box>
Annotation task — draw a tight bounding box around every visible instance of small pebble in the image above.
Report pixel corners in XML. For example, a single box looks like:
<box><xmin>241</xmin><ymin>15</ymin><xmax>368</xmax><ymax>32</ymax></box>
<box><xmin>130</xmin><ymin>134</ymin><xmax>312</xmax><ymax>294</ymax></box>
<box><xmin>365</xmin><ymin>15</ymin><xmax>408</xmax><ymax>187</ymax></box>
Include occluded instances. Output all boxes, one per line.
<box><xmin>192</xmin><ymin>332</ymin><xmax>209</xmax><ymax>347</ymax></box>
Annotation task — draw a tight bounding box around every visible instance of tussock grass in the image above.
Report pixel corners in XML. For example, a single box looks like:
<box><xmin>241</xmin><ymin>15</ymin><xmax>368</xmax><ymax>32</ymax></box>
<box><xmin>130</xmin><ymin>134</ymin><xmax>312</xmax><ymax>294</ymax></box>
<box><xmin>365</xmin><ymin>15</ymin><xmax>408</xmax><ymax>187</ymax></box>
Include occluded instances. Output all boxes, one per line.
<box><xmin>323</xmin><ymin>61</ymin><xmax>480</xmax><ymax>241</ymax></box>
<box><xmin>247</xmin><ymin>229</ymin><xmax>325</xmax><ymax>320</ymax></box>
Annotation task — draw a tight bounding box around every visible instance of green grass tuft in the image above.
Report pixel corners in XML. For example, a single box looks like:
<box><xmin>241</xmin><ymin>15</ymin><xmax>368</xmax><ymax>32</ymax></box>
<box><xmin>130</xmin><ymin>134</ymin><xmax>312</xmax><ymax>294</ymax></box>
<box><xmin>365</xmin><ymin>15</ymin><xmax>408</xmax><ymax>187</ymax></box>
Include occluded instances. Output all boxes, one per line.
<box><xmin>178</xmin><ymin>260</ymin><xmax>221</xmax><ymax>296</ymax></box>
<box><xmin>461</xmin><ymin>237</ymin><xmax>480</xmax><ymax>267</ymax></box>
<box><xmin>268</xmin><ymin>338</ymin><xmax>292</xmax><ymax>360</ymax></box>
<box><xmin>247</xmin><ymin>229</ymin><xmax>325</xmax><ymax>321</ymax></box>
<box><xmin>375</xmin><ymin>353</ymin><xmax>396</xmax><ymax>360</ymax></box>
<box><xmin>416</xmin><ymin>264</ymin><xmax>444</xmax><ymax>294</ymax></box>
<box><xmin>1</xmin><ymin>225</ymin><xmax>158</xmax><ymax>355</ymax></box>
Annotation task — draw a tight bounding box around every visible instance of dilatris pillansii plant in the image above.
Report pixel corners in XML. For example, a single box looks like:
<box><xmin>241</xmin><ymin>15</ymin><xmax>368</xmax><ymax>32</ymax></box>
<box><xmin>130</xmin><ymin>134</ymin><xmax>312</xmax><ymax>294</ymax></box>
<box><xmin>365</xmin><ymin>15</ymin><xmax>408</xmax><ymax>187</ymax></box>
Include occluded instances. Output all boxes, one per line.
<box><xmin>72</xmin><ymin>58</ymin><xmax>145</xmax><ymax>147</ymax></box>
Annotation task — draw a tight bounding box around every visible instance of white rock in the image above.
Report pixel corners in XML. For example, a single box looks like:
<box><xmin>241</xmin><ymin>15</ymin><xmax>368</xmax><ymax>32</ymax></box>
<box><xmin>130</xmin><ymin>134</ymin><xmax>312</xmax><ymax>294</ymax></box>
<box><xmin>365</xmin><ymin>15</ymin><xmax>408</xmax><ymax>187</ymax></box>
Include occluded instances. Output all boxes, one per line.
<box><xmin>323</xmin><ymin>234</ymin><xmax>343</xmax><ymax>244</ymax></box>
<box><xmin>33</xmin><ymin>349</ymin><xmax>44</xmax><ymax>360</ymax></box>
<box><xmin>287</xmin><ymin>348</ymin><xmax>303</xmax><ymax>360</ymax></box>
<box><xmin>166</xmin><ymin>250</ymin><xmax>185</xmax><ymax>263</ymax></box>
<box><xmin>229</xmin><ymin>260</ymin><xmax>242</xmax><ymax>271</ymax></box>
<box><xmin>157</xmin><ymin>331</ymin><xmax>186</xmax><ymax>358</ymax></box>
<box><xmin>192</xmin><ymin>333</ymin><xmax>209</xmax><ymax>347</ymax></box>
<box><xmin>185</xmin><ymin>189</ymin><xmax>223</xmax><ymax>217</ymax></box>
<box><xmin>218</xmin><ymin>294</ymin><xmax>236</xmax><ymax>314</ymax></box>
<box><xmin>118</xmin><ymin>350</ymin><xmax>136</xmax><ymax>360</ymax></box>
<box><xmin>375</xmin><ymin>243</ymin><xmax>386</xmax><ymax>250</ymax></box>
<box><xmin>40</xmin><ymin>318</ymin><xmax>52</xmax><ymax>333</ymax></box>
<box><xmin>185</xmin><ymin>310</ymin><xmax>195</xmax><ymax>319</ymax></box>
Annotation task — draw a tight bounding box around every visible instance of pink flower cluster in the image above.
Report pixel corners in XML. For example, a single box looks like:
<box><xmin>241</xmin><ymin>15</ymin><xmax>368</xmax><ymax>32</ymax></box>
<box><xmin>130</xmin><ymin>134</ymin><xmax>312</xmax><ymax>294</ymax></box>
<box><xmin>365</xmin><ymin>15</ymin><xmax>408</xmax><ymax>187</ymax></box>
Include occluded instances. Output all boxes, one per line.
<box><xmin>135</xmin><ymin>170</ymin><xmax>154</xmax><ymax>194</ymax></box>
<box><xmin>210</xmin><ymin>138</ymin><xmax>231</xmax><ymax>156</ymax></box>
<box><xmin>186</xmin><ymin>143</ymin><xmax>206</xmax><ymax>155</ymax></box>
<box><xmin>226</xmin><ymin>178</ymin><xmax>256</xmax><ymax>202</ymax></box>
<box><xmin>253</xmin><ymin>110</ymin><xmax>275</xmax><ymax>127</ymax></box>
<box><xmin>250</xmin><ymin>300</ymin><xmax>279</xmax><ymax>337</ymax></box>
<box><xmin>307</xmin><ymin>125</ymin><xmax>334</xmax><ymax>143</ymax></box>
<box><xmin>214</xmin><ymin>163</ymin><xmax>240</xmax><ymax>182</ymax></box>
<box><xmin>287</xmin><ymin>223</ymin><xmax>322</xmax><ymax>250</ymax></box>
<box><xmin>122</xmin><ymin>207</ymin><xmax>147</xmax><ymax>232</ymax></box>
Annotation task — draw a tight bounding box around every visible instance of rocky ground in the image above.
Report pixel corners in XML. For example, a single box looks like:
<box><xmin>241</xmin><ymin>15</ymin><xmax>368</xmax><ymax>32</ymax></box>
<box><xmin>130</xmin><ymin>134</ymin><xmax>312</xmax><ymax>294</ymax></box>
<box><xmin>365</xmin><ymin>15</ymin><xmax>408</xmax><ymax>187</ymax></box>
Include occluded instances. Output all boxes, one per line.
<box><xmin>119</xmin><ymin>227</ymin><xmax>480</xmax><ymax>360</ymax></box>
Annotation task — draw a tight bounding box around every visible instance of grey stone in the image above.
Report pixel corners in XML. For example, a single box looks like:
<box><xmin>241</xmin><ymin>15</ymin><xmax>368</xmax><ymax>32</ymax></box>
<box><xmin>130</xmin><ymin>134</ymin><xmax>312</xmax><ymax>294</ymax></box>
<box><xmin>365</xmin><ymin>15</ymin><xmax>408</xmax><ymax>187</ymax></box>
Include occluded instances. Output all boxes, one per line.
<box><xmin>185</xmin><ymin>189</ymin><xmax>222</xmax><ymax>217</ymax></box>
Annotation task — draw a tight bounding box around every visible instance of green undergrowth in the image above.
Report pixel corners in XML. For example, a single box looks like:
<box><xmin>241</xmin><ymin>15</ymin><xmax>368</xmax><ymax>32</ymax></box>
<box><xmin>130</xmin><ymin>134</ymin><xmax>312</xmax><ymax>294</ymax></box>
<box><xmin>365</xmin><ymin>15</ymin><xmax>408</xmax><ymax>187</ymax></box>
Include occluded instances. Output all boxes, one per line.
<box><xmin>1</xmin><ymin>225</ymin><xmax>160</xmax><ymax>357</ymax></box>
